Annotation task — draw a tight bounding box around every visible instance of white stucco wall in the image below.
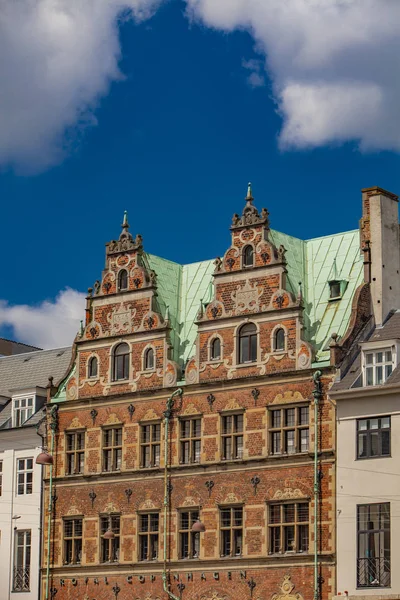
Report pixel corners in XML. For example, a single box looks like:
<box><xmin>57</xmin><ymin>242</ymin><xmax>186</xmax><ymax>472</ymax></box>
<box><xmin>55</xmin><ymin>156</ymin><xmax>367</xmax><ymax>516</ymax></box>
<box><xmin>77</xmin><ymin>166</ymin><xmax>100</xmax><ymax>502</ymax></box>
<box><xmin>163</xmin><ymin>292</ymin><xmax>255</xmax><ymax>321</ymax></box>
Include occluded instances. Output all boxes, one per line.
<box><xmin>336</xmin><ymin>394</ymin><xmax>400</xmax><ymax>596</ymax></box>
<box><xmin>0</xmin><ymin>433</ymin><xmax>43</xmax><ymax>600</ymax></box>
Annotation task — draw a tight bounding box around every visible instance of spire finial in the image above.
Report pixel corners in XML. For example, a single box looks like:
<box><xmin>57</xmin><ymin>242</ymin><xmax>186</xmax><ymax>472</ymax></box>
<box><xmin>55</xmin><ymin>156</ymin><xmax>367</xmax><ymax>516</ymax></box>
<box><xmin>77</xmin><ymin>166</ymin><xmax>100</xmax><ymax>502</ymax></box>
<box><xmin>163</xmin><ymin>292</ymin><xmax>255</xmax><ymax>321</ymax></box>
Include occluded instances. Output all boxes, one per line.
<box><xmin>245</xmin><ymin>182</ymin><xmax>254</xmax><ymax>205</ymax></box>
<box><xmin>122</xmin><ymin>210</ymin><xmax>129</xmax><ymax>229</ymax></box>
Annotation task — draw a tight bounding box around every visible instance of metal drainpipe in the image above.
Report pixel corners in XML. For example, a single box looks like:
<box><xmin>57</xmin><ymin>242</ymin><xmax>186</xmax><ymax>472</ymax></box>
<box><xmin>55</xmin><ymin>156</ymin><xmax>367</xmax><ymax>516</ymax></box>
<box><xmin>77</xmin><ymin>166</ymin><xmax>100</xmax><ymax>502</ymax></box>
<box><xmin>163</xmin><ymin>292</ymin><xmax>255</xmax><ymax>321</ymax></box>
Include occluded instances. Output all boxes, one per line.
<box><xmin>45</xmin><ymin>405</ymin><xmax>58</xmax><ymax>600</ymax></box>
<box><xmin>313</xmin><ymin>370</ymin><xmax>322</xmax><ymax>600</ymax></box>
<box><xmin>162</xmin><ymin>388</ymin><xmax>183</xmax><ymax>600</ymax></box>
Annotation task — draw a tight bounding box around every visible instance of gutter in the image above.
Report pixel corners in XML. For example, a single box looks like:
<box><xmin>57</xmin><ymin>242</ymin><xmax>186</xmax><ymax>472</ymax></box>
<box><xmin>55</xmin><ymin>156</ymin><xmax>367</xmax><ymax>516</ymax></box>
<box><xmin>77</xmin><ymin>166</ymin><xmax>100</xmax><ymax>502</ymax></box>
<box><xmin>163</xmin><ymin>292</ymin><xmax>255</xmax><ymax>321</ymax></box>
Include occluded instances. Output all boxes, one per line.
<box><xmin>313</xmin><ymin>371</ymin><xmax>322</xmax><ymax>600</ymax></box>
<box><xmin>162</xmin><ymin>388</ymin><xmax>183</xmax><ymax>600</ymax></box>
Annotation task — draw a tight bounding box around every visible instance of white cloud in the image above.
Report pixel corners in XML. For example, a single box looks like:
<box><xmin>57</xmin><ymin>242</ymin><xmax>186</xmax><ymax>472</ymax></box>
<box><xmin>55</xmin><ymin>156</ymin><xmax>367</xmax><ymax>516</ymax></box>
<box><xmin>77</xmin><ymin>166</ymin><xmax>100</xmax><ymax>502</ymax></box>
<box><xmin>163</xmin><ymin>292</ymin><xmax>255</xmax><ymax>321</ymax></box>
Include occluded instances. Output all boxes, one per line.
<box><xmin>242</xmin><ymin>58</ymin><xmax>266</xmax><ymax>89</ymax></box>
<box><xmin>0</xmin><ymin>288</ymin><xmax>85</xmax><ymax>349</ymax></box>
<box><xmin>0</xmin><ymin>0</ymin><xmax>161</xmax><ymax>173</ymax></box>
<box><xmin>185</xmin><ymin>0</ymin><xmax>400</xmax><ymax>151</ymax></box>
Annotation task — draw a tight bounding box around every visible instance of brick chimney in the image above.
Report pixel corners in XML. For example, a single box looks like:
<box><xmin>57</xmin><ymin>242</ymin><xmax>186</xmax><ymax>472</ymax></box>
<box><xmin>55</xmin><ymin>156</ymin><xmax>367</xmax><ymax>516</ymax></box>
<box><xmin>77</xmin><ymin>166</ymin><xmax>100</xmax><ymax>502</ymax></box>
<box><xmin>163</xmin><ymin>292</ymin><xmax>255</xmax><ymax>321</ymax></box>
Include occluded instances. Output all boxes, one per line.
<box><xmin>360</xmin><ymin>186</ymin><xmax>400</xmax><ymax>326</ymax></box>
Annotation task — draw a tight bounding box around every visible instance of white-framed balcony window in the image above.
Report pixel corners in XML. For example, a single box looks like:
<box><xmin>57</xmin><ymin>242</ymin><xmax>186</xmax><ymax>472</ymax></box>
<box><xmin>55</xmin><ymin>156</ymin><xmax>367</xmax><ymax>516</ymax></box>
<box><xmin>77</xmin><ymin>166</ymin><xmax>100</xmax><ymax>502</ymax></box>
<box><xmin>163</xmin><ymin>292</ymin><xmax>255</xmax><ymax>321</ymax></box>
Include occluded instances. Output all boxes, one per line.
<box><xmin>364</xmin><ymin>349</ymin><xmax>394</xmax><ymax>386</ymax></box>
<box><xmin>13</xmin><ymin>396</ymin><xmax>34</xmax><ymax>427</ymax></box>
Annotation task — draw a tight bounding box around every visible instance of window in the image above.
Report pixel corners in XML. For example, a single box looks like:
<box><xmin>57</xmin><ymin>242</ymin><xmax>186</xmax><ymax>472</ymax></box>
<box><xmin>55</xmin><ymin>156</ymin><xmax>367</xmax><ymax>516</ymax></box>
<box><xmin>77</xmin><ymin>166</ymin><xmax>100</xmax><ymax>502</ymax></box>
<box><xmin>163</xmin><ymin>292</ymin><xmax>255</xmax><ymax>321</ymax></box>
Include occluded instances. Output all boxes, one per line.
<box><xmin>222</xmin><ymin>414</ymin><xmax>243</xmax><ymax>460</ymax></box>
<box><xmin>274</xmin><ymin>328</ymin><xmax>285</xmax><ymax>352</ymax></box>
<box><xmin>64</xmin><ymin>518</ymin><xmax>83</xmax><ymax>565</ymax></box>
<box><xmin>268</xmin><ymin>502</ymin><xmax>309</xmax><ymax>554</ymax></box>
<box><xmin>220</xmin><ymin>507</ymin><xmax>243</xmax><ymax>557</ymax></box>
<box><xmin>357</xmin><ymin>503</ymin><xmax>390</xmax><ymax>588</ymax></box>
<box><xmin>144</xmin><ymin>348</ymin><xmax>155</xmax><ymax>370</ymax></box>
<box><xmin>13</xmin><ymin>530</ymin><xmax>31</xmax><ymax>592</ymax></box>
<box><xmin>329</xmin><ymin>280</ymin><xmax>341</xmax><ymax>299</ymax></box>
<box><xmin>238</xmin><ymin>323</ymin><xmax>257</xmax><ymax>364</ymax></box>
<box><xmin>112</xmin><ymin>343</ymin><xmax>129</xmax><ymax>381</ymax></box>
<box><xmin>13</xmin><ymin>397</ymin><xmax>34</xmax><ymax>427</ymax></box>
<box><xmin>210</xmin><ymin>337</ymin><xmax>221</xmax><ymax>361</ymax></box>
<box><xmin>103</xmin><ymin>428</ymin><xmax>122</xmax><ymax>472</ymax></box>
<box><xmin>364</xmin><ymin>349</ymin><xmax>394</xmax><ymax>386</ymax></box>
<box><xmin>88</xmin><ymin>356</ymin><xmax>98</xmax><ymax>378</ymax></box>
<box><xmin>357</xmin><ymin>417</ymin><xmax>390</xmax><ymax>459</ymax></box>
<box><xmin>17</xmin><ymin>458</ymin><xmax>33</xmax><ymax>495</ymax></box>
<box><xmin>100</xmin><ymin>515</ymin><xmax>120</xmax><ymax>562</ymax></box>
<box><xmin>270</xmin><ymin>406</ymin><xmax>309</xmax><ymax>455</ymax></box>
<box><xmin>243</xmin><ymin>245</ymin><xmax>254</xmax><ymax>268</ymax></box>
<box><xmin>0</xmin><ymin>461</ymin><xmax>2</xmax><ymax>496</ymax></box>
<box><xmin>118</xmin><ymin>269</ymin><xmax>128</xmax><ymax>291</ymax></box>
<box><xmin>180</xmin><ymin>418</ymin><xmax>201</xmax><ymax>464</ymax></box>
<box><xmin>139</xmin><ymin>513</ymin><xmax>159</xmax><ymax>561</ymax></box>
<box><xmin>179</xmin><ymin>510</ymin><xmax>200</xmax><ymax>559</ymax></box>
<box><xmin>141</xmin><ymin>424</ymin><xmax>161</xmax><ymax>468</ymax></box>
<box><xmin>66</xmin><ymin>432</ymin><xmax>85</xmax><ymax>474</ymax></box>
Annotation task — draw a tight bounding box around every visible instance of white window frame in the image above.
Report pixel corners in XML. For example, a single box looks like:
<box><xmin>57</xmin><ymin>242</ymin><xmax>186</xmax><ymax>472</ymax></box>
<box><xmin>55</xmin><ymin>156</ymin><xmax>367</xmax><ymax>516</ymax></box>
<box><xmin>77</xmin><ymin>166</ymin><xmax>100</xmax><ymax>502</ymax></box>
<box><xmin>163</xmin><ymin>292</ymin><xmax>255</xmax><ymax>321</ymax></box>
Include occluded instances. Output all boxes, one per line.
<box><xmin>17</xmin><ymin>458</ymin><xmax>33</xmax><ymax>495</ymax></box>
<box><xmin>13</xmin><ymin>529</ymin><xmax>31</xmax><ymax>592</ymax></box>
<box><xmin>362</xmin><ymin>344</ymin><xmax>396</xmax><ymax>387</ymax></box>
<box><xmin>12</xmin><ymin>395</ymin><xmax>35</xmax><ymax>427</ymax></box>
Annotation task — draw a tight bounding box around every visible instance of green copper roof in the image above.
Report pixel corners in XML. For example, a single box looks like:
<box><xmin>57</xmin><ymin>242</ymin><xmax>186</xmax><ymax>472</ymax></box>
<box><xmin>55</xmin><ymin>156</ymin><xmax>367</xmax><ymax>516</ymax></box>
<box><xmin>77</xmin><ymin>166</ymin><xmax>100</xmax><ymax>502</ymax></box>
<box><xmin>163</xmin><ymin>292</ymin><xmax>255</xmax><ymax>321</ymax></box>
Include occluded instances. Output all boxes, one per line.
<box><xmin>146</xmin><ymin>227</ymin><xmax>363</xmax><ymax>366</ymax></box>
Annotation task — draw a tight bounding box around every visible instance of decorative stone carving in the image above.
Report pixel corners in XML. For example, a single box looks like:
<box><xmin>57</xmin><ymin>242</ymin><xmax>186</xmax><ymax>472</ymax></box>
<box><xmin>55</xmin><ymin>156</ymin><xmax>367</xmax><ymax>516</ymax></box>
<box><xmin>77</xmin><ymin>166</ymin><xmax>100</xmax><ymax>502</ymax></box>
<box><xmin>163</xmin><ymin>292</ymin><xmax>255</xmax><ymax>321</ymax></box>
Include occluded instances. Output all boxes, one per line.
<box><xmin>271</xmin><ymin>575</ymin><xmax>304</xmax><ymax>600</ymax></box>
<box><xmin>297</xmin><ymin>343</ymin><xmax>312</xmax><ymax>369</ymax></box>
<box><xmin>232</xmin><ymin>280</ymin><xmax>262</xmax><ymax>314</ymax></box>
<box><xmin>183</xmin><ymin>403</ymin><xmax>201</xmax><ymax>416</ymax></box>
<box><xmin>224</xmin><ymin>398</ymin><xmax>241</xmax><ymax>411</ymax></box>
<box><xmin>107</xmin><ymin>303</ymin><xmax>136</xmax><ymax>335</ymax></box>
<box><xmin>140</xmin><ymin>499</ymin><xmax>156</xmax><ymax>510</ymax></box>
<box><xmin>230</xmin><ymin>183</ymin><xmax>269</xmax><ymax>230</ymax></box>
<box><xmin>104</xmin><ymin>501</ymin><xmax>118</xmax><ymax>513</ymax></box>
<box><xmin>66</xmin><ymin>379</ymin><xmax>77</xmax><ymax>401</ymax></box>
<box><xmin>136</xmin><ymin>593</ymin><xmax>161</xmax><ymax>600</ymax></box>
<box><xmin>69</xmin><ymin>417</ymin><xmax>83</xmax><ymax>429</ymax></box>
<box><xmin>224</xmin><ymin>492</ymin><xmax>239</xmax><ymax>503</ymax></box>
<box><xmin>142</xmin><ymin>408</ymin><xmax>158</xmax><ymax>422</ymax></box>
<box><xmin>273</xmin><ymin>488</ymin><xmax>304</xmax><ymax>500</ymax></box>
<box><xmin>164</xmin><ymin>360</ymin><xmax>178</xmax><ymax>387</ymax></box>
<box><xmin>272</xmin><ymin>391</ymin><xmax>304</xmax><ymax>404</ymax></box>
<box><xmin>106</xmin><ymin>212</ymin><xmax>142</xmax><ymax>255</ymax></box>
<box><xmin>201</xmin><ymin>591</ymin><xmax>227</xmax><ymax>600</ymax></box>
<box><xmin>104</xmin><ymin>412</ymin><xmax>121</xmax><ymax>426</ymax></box>
<box><xmin>182</xmin><ymin>496</ymin><xmax>197</xmax><ymax>507</ymax></box>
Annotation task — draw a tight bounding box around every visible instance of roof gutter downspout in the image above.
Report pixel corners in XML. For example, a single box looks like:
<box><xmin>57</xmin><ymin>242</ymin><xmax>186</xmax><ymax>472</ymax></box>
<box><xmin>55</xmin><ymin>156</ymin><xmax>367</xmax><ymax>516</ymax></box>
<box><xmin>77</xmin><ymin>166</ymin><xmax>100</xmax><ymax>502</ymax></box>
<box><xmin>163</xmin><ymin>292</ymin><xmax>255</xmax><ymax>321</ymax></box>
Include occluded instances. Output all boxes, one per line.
<box><xmin>162</xmin><ymin>388</ymin><xmax>183</xmax><ymax>600</ymax></box>
<box><xmin>44</xmin><ymin>405</ymin><xmax>58</xmax><ymax>600</ymax></box>
<box><xmin>313</xmin><ymin>371</ymin><xmax>322</xmax><ymax>600</ymax></box>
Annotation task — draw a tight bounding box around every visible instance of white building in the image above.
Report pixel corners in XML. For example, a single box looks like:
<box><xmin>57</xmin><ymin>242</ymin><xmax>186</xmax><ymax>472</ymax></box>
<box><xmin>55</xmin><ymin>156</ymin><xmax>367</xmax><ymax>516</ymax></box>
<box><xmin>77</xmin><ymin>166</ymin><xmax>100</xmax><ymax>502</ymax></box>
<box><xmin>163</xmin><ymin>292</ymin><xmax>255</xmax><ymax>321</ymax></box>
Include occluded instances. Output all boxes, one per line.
<box><xmin>331</xmin><ymin>187</ymin><xmax>400</xmax><ymax>598</ymax></box>
<box><xmin>0</xmin><ymin>347</ymin><xmax>71</xmax><ymax>600</ymax></box>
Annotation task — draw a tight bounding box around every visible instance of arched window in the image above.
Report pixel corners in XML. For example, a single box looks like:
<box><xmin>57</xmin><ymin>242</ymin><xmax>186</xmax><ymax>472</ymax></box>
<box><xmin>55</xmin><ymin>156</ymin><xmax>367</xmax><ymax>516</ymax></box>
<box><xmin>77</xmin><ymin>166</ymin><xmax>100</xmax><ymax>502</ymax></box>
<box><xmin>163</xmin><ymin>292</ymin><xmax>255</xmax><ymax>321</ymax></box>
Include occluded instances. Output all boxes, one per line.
<box><xmin>210</xmin><ymin>337</ymin><xmax>221</xmax><ymax>361</ymax></box>
<box><xmin>238</xmin><ymin>323</ymin><xmax>257</xmax><ymax>364</ymax></box>
<box><xmin>144</xmin><ymin>347</ymin><xmax>155</xmax><ymax>370</ymax></box>
<box><xmin>113</xmin><ymin>343</ymin><xmax>129</xmax><ymax>381</ymax></box>
<box><xmin>88</xmin><ymin>356</ymin><xmax>98</xmax><ymax>378</ymax></box>
<box><xmin>118</xmin><ymin>269</ymin><xmax>128</xmax><ymax>291</ymax></box>
<box><xmin>274</xmin><ymin>328</ymin><xmax>285</xmax><ymax>352</ymax></box>
<box><xmin>243</xmin><ymin>245</ymin><xmax>254</xmax><ymax>268</ymax></box>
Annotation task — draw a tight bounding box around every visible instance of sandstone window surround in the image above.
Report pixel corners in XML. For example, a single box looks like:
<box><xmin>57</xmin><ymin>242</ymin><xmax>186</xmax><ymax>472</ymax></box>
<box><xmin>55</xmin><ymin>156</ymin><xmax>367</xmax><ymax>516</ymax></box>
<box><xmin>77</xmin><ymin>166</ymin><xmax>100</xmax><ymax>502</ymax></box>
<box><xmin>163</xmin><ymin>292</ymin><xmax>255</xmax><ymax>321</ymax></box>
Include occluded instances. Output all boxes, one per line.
<box><xmin>242</xmin><ymin>244</ymin><xmax>254</xmax><ymax>268</ymax></box>
<box><xmin>143</xmin><ymin>346</ymin><xmax>155</xmax><ymax>371</ymax></box>
<box><xmin>209</xmin><ymin>335</ymin><xmax>222</xmax><ymax>361</ymax></box>
<box><xmin>138</xmin><ymin>512</ymin><xmax>159</xmax><ymax>561</ymax></box>
<box><xmin>178</xmin><ymin>509</ymin><xmax>200</xmax><ymax>559</ymax></box>
<box><xmin>65</xmin><ymin>431</ymin><xmax>85</xmax><ymax>475</ymax></box>
<box><xmin>180</xmin><ymin>417</ymin><xmax>201</xmax><ymax>464</ymax></box>
<box><xmin>112</xmin><ymin>342</ymin><xmax>130</xmax><ymax>382</ymax></box>
<box><xmin>220</xmin><ymin>505</ymin><xmax>243</xmax><ymax>557</ymax></box>
<box><xmin>221</xmin><ymin>413</ymin><xmax>244</xmax><ymax>461</ymax></box>
<box><xmin>102</xmin><ymin>427</ymin><xmax>122</xmax><ymax>472</ymax></box>
<box><xmin>117</xmin><ymin>268</ymin><xmax>128</xmax><ymax>291</ymax></box>
<box><xmin>269</xmin><ymin>405</ymin><xmax>309</xmax><ymax>456</ymax></box>
<box><xmin>100</xmin><ymin>514</ymin><xmax>120</xmax><ymax>563</ymax></box>
<box><xmin>268</xmin><ymin>501</ymin><xmax>309</xmax><ymax>554</ymax></box>
<box><xmin>88</xmin><ymin>355</ymin><xmax>98</xmax><ymax>379</ymax></box>
<box><xmin>63</xmin><ymin>517</ymin><xmax>83</xmax><ymax>565</ymax></box>
<box><xmin>140</xmin><ymin>423</ymin><xmax>161</xmax><ymax>468</ymax></box>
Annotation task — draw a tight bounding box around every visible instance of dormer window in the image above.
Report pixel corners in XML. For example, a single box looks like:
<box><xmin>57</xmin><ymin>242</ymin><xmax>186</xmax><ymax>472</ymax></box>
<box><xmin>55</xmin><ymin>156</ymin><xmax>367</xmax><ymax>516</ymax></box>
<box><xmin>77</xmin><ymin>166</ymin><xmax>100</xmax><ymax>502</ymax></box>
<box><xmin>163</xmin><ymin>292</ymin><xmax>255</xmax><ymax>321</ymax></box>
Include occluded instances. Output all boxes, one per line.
<box><xmin>328</xmin><ymin>279</ymin><xmax>347</xmax><ymax>301</ymax></box>
<box><xmin>364</xmin><ymin>349</ymin><xmax>394</xmax><ymax>386</ymax></box>
<box><xmin>118</xmin><ymin>269</ymin><xmax>128</xmax><ymax>291</ymax></box>
<box><xmin>13</xmin><ymin>397</ymin><xmax>34</xmax><ymax>427</ymax></box>
<box><xmin>243</xmin><ymin>245</ymin><xmax>254</xmax><ymax>268</ymax></box>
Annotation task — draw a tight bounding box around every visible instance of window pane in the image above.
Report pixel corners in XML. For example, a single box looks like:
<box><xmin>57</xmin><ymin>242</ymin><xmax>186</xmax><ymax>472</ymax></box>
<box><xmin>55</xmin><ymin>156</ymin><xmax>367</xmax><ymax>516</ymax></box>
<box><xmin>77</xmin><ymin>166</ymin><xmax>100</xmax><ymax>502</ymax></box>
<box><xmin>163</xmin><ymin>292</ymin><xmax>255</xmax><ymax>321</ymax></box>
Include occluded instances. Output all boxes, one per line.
<box><xmin>366</xmin><ymin>367</ymin><xmax>373</xmax><ymax>386</ymax></box>
<box><xmin>271</xmin><ymin>410</ymin><xmax>281</xmax><ymax>428</ymax></box>
<box><xmin>376</xmin><ymin>352</ymin><xmax>383</xmax><ymax>363</ymax></box>
<box><xmin>285</xmin><ymin>430</ymin><xmax>295</xmax><ymax>454</ymax></box>
<box><xmin>370</xmin><ymin>432</ymin><xmax>379</xmax><ymax>456</ymax></box>
<box><xmin>298</xmin><ymin>524</ymin><xmax>308</xmax><ymax>552</ymax></box>
<box><xmin>234</xmin><ymin>508</ymin><xmax>243</xmax><ymax>526</ymax></box>
<box><xmin>299</xmin><ymin>407</ymin><xmax>309</xmax><ymax>425</ymax></box>
<box><xmin>370</xmin><ymin>418</ymin><xmax>379</xmax><ymax>430</ymax></box>
<box><xmin>240</xmin><ymin>337</ymin><xmax>249</xmax><ymax>363</ymax></box>
<box><xmin>358</xmin><ymin>433</ymin><xmax>367</xmax><ymax>458</ymax></box>
<box><xmin>376</xmin><ymin>366</ymin><xmax>383</xmax><ymax>385</ymax></box>
<box><xmin>284</xmin><ymin>505</ymin><xmax>295</xmax><ymax>523</ymax></box>
<box><xmin>221</xmin><ymin>510</ymin><xmax>231</xmax><ymax>527</ymax></box>
<box><xmin>250</xmin><ymin>334</ymin><xmax>257</xmax><ymax>361</ymax></box>
<box><xmin>181</xmin><ymin>421</ymin><xmax>190</xmax><ymax>438</ymax></box>
<box><xmin>382</xmin><ymin>430</ymin><xmax>390</xmax><ymax>455</ymax></box>
<box><xmin>269</xmin><ymin>505</ymin><xmax>281</xmax><ymax>524</ymax></box>
<box><xmin>358</xmin><ymin>419</ymin><xmax>368</xmax><ymax>431</ymax></box>
<box><xmin>298</xmin><ymin>503</ymin><xmax>309</xmax><ymax>522</ymax></box>
<box><xmin>300</xmin><ymin>429</ymin><xmax>309</xmax><ymax>452</ymax></box>
<box><xmin>284</xmin><ymin>526</ymin><xmax>295</xmax><ymax>551</ymax></box>
<box><xmin>235</xmin><ymin>414</ymin><xmax>243</xmax><ymax>432</ymax></box>
<box><xmin>285</xmin><ymin>409</ymin><xmax>295</xmax><ymax>427</ymax></box>
<box><xmin>270</xmin><ymin>527</ymin><xmax>280</xmax><ymax>553</ymax></box>
<box><xmin>366</xmin><ymin>353</ymin><xmax>373</xmax><ymax>365</ymax></box>
<box><xmin>236</xmin><ymin>436</ymin><xmax>243</xmax><ymax>459</ymax></box>
<box><xmin>193</xmin><ymin>419</ymin><xmax>201</xmax><ymax>437</ymax></box>
<box><xmin>272</xmin><ymin>432</ymin><xmax>281</xmax><ymax>455</ymax></box>
<box><xmin>223</xmin><ymin>416</ymin><xmax>231</xmax><ymax>434</ymax></box>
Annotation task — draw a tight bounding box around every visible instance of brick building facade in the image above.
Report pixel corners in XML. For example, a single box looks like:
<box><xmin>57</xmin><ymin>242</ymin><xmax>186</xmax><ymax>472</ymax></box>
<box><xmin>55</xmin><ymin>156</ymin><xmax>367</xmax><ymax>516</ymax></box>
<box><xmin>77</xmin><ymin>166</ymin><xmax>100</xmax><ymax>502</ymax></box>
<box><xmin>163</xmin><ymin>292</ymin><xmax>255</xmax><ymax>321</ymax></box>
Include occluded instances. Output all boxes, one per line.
<box><xmin>41</xmin><ymin>185</ymin><xmax>369</xmax><ymax>600</ymax></box>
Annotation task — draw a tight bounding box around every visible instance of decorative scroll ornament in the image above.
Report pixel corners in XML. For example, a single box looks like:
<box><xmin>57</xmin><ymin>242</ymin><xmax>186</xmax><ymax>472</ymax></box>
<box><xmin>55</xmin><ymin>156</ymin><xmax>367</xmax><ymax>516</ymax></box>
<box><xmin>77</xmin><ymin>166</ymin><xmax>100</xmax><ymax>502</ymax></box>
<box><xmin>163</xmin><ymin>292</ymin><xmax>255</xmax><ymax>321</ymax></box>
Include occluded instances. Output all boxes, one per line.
<box><xmin>232</xmin><ymin>280</ymin><xmax>262</xmax><ymax>313</ymax></box>
<box><xmin>271</xmin><ymin>575</ymin><xmax>304</xmax><ymax>600</ymax></box>
<box><xmin>201</xmin><ymin>592</ymin><xmax>227</xmax><ymax>600</ymax></box>
<box><xmin>273</xmin><ymin>488</ymin><xmax>304</xmax><ymax>500</ymax></box>
<box><xmin>107</xmin><ymin>303</ymin><xmax>135</xmax><ymax>335</ymax></box>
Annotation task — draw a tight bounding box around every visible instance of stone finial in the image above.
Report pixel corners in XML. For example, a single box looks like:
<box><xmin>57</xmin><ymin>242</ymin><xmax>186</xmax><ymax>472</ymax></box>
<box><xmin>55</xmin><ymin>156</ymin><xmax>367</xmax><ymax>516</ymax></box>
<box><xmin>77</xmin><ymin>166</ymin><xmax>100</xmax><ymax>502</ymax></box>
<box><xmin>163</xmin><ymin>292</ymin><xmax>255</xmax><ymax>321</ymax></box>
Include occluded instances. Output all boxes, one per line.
<box><xmin>246</xmin><ymin>181</ymin><xmax>254</xmax><ymax>202</ymax></box>
<box><xmin>122</xmin><ymin>210</ymin><xmax>129</xmax><ymax>230</ymax></box>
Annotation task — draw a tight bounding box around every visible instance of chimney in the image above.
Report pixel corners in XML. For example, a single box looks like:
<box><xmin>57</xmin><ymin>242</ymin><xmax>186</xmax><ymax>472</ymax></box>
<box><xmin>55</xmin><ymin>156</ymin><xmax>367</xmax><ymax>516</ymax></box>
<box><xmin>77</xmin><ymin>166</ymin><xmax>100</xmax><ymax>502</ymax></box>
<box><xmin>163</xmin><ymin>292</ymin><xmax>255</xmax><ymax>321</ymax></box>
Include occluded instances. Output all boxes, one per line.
<box><xmin>360</xmin><ymin>186</ymin><xmax>400</xmax><ymax>326</ymax></box>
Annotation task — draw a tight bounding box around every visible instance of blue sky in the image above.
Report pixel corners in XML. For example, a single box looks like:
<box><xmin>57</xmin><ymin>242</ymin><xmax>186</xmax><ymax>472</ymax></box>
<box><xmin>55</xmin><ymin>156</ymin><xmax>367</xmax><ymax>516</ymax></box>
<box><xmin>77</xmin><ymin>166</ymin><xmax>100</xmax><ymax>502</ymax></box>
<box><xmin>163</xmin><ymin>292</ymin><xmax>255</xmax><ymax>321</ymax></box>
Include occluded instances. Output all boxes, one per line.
<box><xmin>0</xmin><ymin>0</ymin><xmax>399</xmax><ymax>348</ymax></box>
